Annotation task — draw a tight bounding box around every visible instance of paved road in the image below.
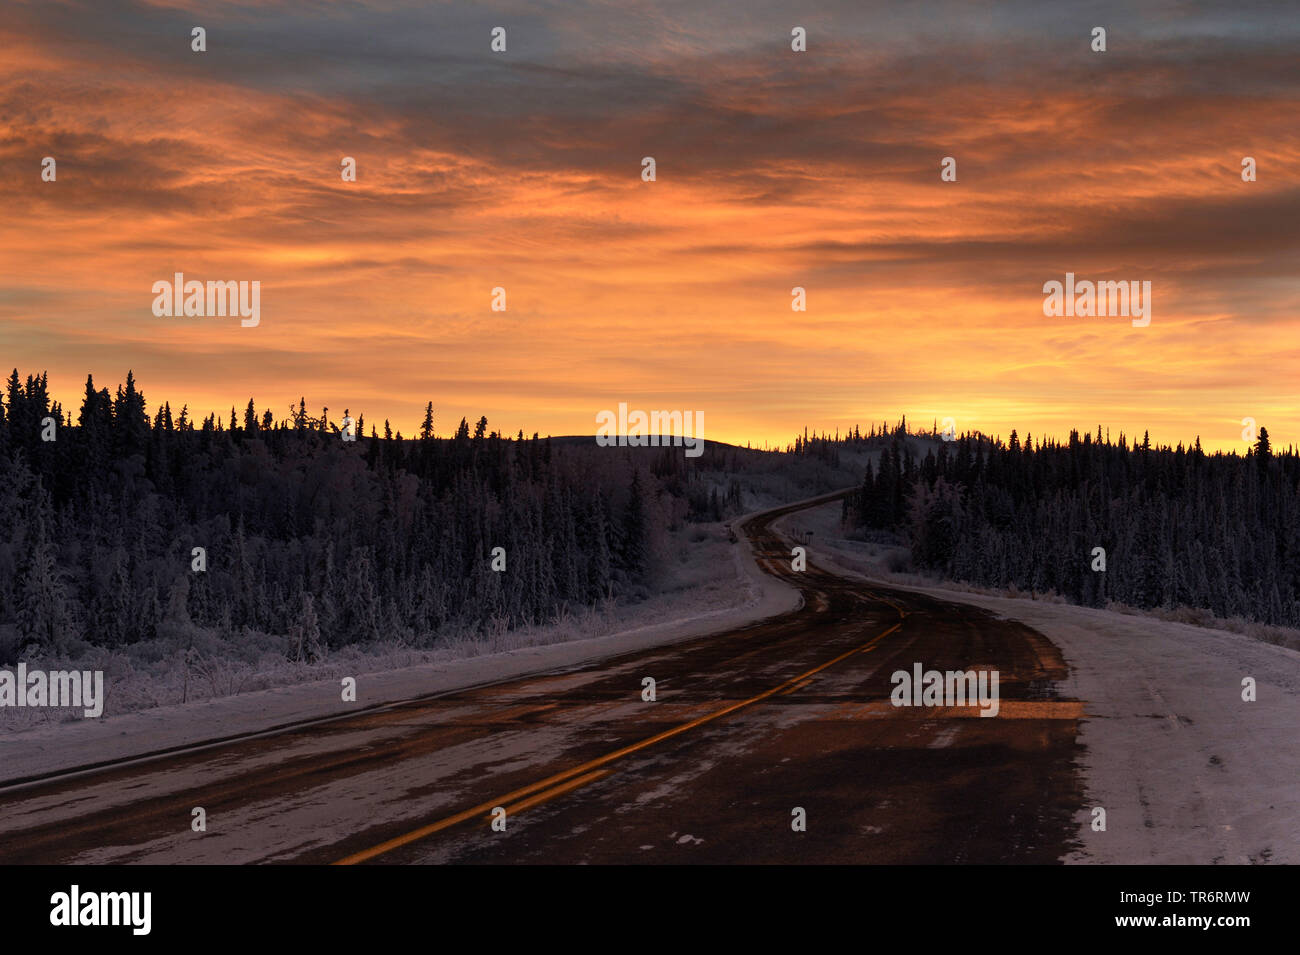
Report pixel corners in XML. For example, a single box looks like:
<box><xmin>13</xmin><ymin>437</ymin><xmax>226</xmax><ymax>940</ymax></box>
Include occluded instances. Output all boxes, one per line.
<box><xmin>0</xmin><ymin>493</ymin><xmax>1084</xmax><ymax>864</ymax></box>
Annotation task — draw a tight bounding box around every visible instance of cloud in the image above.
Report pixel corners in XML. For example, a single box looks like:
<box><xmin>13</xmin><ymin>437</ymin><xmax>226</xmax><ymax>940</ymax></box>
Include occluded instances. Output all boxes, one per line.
<box><xmin>1</xmin><ymin>0</ymin><xmax>1298</xmax><ymax>450</ymax></box>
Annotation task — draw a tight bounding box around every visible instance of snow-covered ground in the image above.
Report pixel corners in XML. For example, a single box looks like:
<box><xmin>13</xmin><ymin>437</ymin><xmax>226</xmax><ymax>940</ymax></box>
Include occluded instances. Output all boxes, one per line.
<box><xmin>776</xmin><ymin>501</ymin><xmax>1300</xmax><ymax>865</ymax></box>
<box><xmin>0</xmin><ymin>520</ymin><xmax>784</xmax><ymax>734</ymax></box>
<box><xmin>0</xmin><ymin>501</ymin><xmax>800</xmax><ymax>782</ymax></box>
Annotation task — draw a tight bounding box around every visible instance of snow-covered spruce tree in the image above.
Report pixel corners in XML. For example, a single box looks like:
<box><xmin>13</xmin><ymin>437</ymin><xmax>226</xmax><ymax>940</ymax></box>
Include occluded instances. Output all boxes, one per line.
<box><xmin>619</xmin><ymin>469</ymin><xmax>648</xmax><ymax>586</ymax></box>
<box><xmin>17</xmin><ymin>506</ymin><xmax>73</xmax><ymax>655</ymax></box>
<box><xmin>287</xmin><ymin>591</ymin><xmax>324</xmax><ymax>664</ymax></box>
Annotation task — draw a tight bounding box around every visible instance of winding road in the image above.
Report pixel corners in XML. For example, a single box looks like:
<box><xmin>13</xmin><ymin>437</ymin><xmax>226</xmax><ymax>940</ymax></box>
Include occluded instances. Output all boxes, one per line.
<box><xmin>0</xmin><ymin>492</ymin><xmax>1085</xmax><ymax>864</ymax></box>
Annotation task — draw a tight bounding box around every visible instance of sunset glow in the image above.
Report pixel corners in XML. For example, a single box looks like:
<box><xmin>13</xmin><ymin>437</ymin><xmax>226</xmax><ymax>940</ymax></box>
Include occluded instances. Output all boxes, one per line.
<box><xmin>3</xmin><ymin>1</ymin><xmax>1298</xmax><ymax>450</ymax></box>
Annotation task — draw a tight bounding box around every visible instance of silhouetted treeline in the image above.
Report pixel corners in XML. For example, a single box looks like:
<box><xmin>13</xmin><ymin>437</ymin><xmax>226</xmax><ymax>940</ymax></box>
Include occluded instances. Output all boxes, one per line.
<box><xmin>787</xmin><ymin>416</ymin><xmax>924</xmax><ymax>466</ymax></box>
<box><xmin>0</xmin><ymin>370</ymin><xmax>732</xmax><ymax>661</ymax></box>
<box><xmin>844</xmin><ymin>426</ymin><xmax>1300</xmax><ymax>626</ymax></box>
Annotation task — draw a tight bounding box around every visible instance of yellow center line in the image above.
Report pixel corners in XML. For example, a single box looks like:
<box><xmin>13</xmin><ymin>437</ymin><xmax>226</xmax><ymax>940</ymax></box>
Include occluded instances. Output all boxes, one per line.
<box><xmin>496</xmin><ymin>769</ymin><xmax>612</xmax><ymax>818</ymax></box>
<box><xmin>865</xmin><ymin>590</ymin><xmax>908</xmax><ymax>618</ymax></box>
<box><xmin>333</xmin><ymin>603</ymin><xmax>905</xmax><ymax>865</ymax></box>
<box><xmin>778</xmin><ymin>677</ymin><xmax>813</xmax><ymax>696</ymax></box>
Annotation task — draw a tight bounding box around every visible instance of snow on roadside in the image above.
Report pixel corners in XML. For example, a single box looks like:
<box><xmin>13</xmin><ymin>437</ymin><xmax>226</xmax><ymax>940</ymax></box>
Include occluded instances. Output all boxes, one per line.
<box><xmin>0</xmin><ymin>501</ymin><xmax>801</xmax><ymax>783</ymax></box>
<box><xmin>778</xmin><ymin>501</ymin><xmax>1300</xmax><ymax>865</ymax></box>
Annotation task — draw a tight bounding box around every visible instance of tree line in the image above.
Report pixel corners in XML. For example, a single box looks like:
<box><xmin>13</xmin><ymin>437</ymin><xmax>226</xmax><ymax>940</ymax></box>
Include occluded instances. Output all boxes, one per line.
<box><xmin>0</xmin><ymin>370</ymin><xmax>700</xmax><ymax>662</ymax></box>
<box><xmin>843</xmin><ymin>424</ymin><xmax>1300</xmax><ymax>627</ymax></box>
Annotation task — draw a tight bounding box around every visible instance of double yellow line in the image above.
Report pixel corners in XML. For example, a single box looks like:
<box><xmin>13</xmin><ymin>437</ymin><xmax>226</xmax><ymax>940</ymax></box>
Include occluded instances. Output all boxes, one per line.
<box><xmin>334</xmin><ymin>615</ymin><xmax>904</xmax><ymax>864</ymax></box>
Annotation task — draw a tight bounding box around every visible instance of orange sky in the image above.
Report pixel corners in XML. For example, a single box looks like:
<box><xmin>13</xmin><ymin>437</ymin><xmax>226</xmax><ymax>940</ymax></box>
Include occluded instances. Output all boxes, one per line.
<box><xmin>2</xmin><ymin>1</ymin><xmax>1298</xmax><ymax>451</ymax></box>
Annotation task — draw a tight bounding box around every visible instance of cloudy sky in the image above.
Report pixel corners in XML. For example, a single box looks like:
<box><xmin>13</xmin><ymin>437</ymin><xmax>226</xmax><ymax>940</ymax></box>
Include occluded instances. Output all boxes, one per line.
<box><xmin>2</xmin><ymin>0</ymin><xmax>1298</xmax><ymax>449</ymax></box>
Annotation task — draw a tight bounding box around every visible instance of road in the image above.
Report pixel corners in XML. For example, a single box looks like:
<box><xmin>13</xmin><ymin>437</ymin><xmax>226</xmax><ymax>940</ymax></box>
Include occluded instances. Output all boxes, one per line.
<box><xmin>0</xmin><ymin>493</ymin><xmax>1085</xmax><ymax>864</ymax></box>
